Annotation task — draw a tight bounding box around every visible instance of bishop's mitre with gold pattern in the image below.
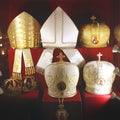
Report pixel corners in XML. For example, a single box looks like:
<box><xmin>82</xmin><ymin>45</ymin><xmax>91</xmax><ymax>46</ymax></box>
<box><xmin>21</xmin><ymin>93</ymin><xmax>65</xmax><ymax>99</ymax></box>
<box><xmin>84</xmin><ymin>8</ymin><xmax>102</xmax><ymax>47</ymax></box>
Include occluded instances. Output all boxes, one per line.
<box><xmin>2</xmin><ymin>12</ymin><xmax>41</xmax><ymax>95</ymax></box>
<box><xmin>7</xmin><ymin>11</ymin><xmax>41</xmax><ymax>49</ymax></box>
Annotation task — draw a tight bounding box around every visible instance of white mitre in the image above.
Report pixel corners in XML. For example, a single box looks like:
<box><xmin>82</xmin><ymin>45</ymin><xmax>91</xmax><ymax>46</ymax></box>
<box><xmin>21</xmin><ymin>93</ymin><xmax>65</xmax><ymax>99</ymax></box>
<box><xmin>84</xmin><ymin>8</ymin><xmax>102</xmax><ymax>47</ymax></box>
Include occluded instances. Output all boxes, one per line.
<box><xmin>36</xmin><ymin>6</ymin><xmax>85</xmax><ymax>74</ymax></box>
<box><xmin>44</xmin><ymin>52</ymin><xmax>79</xmax><ymax>98</ymax></box>
<box><xmin>41</xmin><ymin>6</ymin><xmax>78</xmax><ymax>48</ymax></box>
<box><xmin>83</xmin><ymin>52</ymin><xmax>119</xmax><ymax>95</ymax></box>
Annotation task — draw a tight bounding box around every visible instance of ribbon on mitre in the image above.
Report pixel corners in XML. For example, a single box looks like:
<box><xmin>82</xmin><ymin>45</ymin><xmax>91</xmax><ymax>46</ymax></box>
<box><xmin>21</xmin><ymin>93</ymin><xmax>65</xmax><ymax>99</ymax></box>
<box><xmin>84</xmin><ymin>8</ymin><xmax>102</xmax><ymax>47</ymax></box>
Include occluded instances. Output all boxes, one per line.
<box><xmin>36</xmin><ymin>48</ymin><xmax>85</xmax><ymax>74</ymax></box>
<box><xmin>22</xmin><ymin>49</ymin><xmax>35</xmax><ymax>75</ymax></box>
<box><xmin>22</xmin><ymin>49</ymin><xmax>37</xmax><ymax>92</ymax></box>
<box><xmin>2</xmin><ymin>48</ymin><xmax>36</xmax><ymax>95</ymax></box>
<box><xmin>36</xmin><ymin>48</ymin><xmax>54</xmax><ymax>74</ymax></box>
<box><xmin>12</xmin><ymin>49</ymin><xmax>22</xmax><ymax>79</ymax></box>
<box><xmin>12</xmin><ymin>48</ymin><xmax>35</xmax><ymax>79</ymax></box>
<box><xmin>36</xmin><ymin>7</ymin><xmax>85</xmax><ymax>74</ymax></box>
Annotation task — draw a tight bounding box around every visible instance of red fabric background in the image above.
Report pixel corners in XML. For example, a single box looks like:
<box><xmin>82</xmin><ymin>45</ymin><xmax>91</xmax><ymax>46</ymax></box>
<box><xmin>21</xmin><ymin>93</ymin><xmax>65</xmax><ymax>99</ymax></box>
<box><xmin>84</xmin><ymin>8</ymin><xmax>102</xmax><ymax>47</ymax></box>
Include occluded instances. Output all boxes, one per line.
<box><xmin>42</xmin><ymin>88</ymin><xmax>82</xmax><ymax>102</ymax></box>
<box><xmin>17</xmin><ymin>90</ymin><xmax>40</xmax><ymax>99</ymax></box>
<box><xmin>7</xmin><ymin>47</ymin><xmax>115</xmax><ymax>99</ymax></box>
<box><xmin>7</xmin><ymin>47</ymin><xmax>119</xmax><ymax>119</ymax></box>
<box><xmin>8</xmin><ymin>47</ymin><xmax>113</xmax><ymax>77</ymax></box>
<box><xmin>83</xmin><ymin>91</ymin><xmax>112</xmax><ymax>120</ymax></box>
<box><xmin>8</xmin><ymin>47</ymin><xmax>114</xmax><ymax>91</ymax></box>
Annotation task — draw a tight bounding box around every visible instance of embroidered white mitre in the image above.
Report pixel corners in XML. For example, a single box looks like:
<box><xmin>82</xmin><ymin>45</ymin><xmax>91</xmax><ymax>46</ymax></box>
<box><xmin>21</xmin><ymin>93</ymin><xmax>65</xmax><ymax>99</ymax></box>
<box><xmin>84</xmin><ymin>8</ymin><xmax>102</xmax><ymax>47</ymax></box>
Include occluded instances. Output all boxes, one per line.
<box><xmin>83</xmin><ymin>52</ymin><xmax>117</xmax><ymax>95</ymax></box>
<box><xmin>45</xmin><ymin>62</ymin><xmax>79</xmax><ymax>98</ymax></box>
<box><xmin>40</xmin><ymin>6</ymin><xmax>78</xmax><ymax>48</ymax></box>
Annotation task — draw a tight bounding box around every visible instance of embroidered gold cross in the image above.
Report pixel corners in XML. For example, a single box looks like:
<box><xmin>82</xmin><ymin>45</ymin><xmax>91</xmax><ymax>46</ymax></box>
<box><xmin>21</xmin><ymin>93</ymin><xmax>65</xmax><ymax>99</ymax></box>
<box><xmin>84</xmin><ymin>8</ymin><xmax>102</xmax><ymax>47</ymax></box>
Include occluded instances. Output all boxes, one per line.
<box><xmin>15</xmin><ymin>64</ymin><xmax>19</xmax><ymax>70</ymax></box>
<box><xmin>25</xmin><ymin>59</ymin><xmax>31</xmax><ymax>65</ymax></box>
<box><xmin>57</xmin><ymin>52</ymin><xmax>65</xmax><ymax>63</ymax></box>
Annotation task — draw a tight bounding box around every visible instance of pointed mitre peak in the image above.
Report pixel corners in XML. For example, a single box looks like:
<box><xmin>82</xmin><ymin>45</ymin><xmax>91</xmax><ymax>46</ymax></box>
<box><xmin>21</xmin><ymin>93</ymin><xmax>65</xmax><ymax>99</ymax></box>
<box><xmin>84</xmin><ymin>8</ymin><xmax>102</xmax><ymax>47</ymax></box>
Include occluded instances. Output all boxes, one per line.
<box><xmin>8</xmin><ymin>11</ymin><xmax>40</xmax><ymax>30</ymax></box>
<box><xmin>7</xmin><ymin>11</ymin><xmax>41</xmax><ymax>49</ymax></box>
<box><xmin>41</xmin><ymin>6</ymin><xmax>79</xmax><ymax>48</ymax></box>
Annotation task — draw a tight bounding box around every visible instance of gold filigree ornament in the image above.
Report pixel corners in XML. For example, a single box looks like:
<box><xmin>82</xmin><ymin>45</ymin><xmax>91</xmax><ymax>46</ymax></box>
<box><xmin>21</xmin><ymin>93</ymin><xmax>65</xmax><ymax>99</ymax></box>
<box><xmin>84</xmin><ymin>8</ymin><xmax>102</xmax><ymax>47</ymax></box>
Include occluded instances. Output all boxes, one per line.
<box><xmin>79</xmin><ymin>16</ymin><xmax>110</xmax><ymax>48</ymax></box>
<box><xmin>7</xmin><ymin>11</ymin><xmax>41</xmax><ymax>49</ymax></box>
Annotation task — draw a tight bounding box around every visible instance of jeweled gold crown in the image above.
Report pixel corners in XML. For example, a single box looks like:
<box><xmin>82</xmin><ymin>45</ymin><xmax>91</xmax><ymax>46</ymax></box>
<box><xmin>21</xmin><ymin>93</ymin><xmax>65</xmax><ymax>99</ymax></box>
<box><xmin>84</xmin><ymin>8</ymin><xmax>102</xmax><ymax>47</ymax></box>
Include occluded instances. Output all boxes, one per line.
<box><xmin>2</xmin><ymin>78</ymin><xmax>22</xmax><ymax>96</ymax></box>
<box><xmin>79</xmin><ymin>16</ymin><xmax>110</xmax><ymax>48</ymax></box>
<box><xmin>7</xmin><ymin>11</ymin><xmax>41</xmax><ymax>49</ymax></box>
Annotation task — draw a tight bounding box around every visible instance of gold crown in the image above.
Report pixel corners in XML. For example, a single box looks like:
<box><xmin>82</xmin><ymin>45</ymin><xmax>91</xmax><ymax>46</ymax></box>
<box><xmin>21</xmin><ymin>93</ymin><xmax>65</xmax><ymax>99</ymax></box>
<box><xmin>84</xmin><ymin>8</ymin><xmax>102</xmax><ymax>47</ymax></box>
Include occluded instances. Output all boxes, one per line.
<box><xmin>79</xmin><ymin>16</ymin><xmax>110</xmax><ymax>48</ymax></box>
<box><xmin>7</xmin><ymin>11</ymin><xmax>41</xmax><ymax>49</ymax></box>
<box><xmin>2</xmin><ymin>78</ymin><xmax>22</xmax><ymax>96</ymax></box>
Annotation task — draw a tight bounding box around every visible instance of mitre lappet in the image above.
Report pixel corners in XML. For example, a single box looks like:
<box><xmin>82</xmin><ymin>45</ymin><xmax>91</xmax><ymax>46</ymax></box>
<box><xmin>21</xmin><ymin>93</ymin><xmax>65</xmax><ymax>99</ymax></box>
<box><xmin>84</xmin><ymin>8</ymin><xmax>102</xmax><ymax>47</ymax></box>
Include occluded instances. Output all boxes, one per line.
<box><xmin>45</xmin><ymin>52</ymin><xmax>80</xmax><ymax>98</ymax></box>
<box><xmin>36</xmin><ymin>6</ymin><xmax>85</xmax><ymax>74</ymax></box>
<box><xmin>2</xmin><ymin>12</ymin><xmax>41</xmax><ymax>95</ymax></box>
<box><xmin>83</xmin><ymin>52</ymin><xmax>119</xmax><ymax>95</ymax></box>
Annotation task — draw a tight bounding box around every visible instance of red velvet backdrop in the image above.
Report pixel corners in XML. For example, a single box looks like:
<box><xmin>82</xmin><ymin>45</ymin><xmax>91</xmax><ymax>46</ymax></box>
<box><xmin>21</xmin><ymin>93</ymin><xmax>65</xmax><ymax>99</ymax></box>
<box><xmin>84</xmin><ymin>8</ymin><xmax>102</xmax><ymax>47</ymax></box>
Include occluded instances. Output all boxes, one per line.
<box><xmin>7</xmin><ymin>47</ymin><xmax>114</xmax><ymax>120</ymax></box>
<box><xmin>0</xmin><ymin>0</ymin><xmax>120</xmax><ymax>39</ymax></box>
<box><xmin>8</xmin><ymin>47</ymin><xmax>114</xmax><ymax>88</ymax></box>
<box><xmin>1</xmin><ymin>1</ymin><xmax>120</xmax><ymax>120</ymax></box>
<box><xmin>1</xmin><ymin>0</ymin><xmax>120</xmax><ymax>75</ymax></box>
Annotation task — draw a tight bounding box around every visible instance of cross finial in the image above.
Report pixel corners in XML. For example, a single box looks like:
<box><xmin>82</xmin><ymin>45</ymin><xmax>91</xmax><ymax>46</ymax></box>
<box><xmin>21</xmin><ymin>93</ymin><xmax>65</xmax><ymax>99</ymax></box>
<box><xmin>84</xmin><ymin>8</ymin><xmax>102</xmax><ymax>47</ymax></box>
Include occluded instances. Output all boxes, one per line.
<box><xmin>90</xmin><ymin>15</ymin><xmax>96</xmax><ymax>21</ymax></box>
<box><xmin>97</xmin><ymin>52</ymin><xmax>103</xmax><ymax>61</ymax></box>
<box><xmin>57</xmin><ymin>52</ymin><xmax>65</xmax><ymax>63</ymax></box>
